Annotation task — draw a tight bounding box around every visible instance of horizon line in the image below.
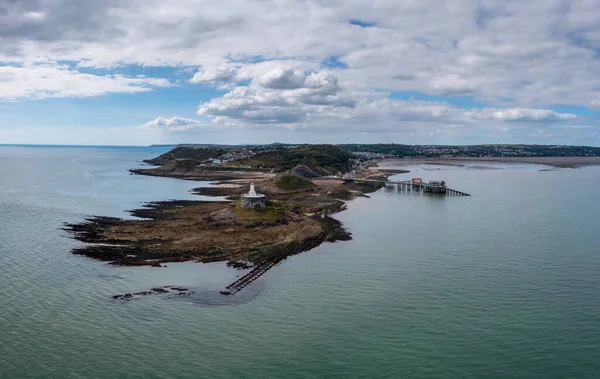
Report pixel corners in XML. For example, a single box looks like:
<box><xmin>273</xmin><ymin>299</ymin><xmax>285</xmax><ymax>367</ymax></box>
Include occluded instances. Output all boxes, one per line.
<box><xmin>1</xmin><ymin>142</ymin><xmax>600</xmax><ymax>148</ymax></box>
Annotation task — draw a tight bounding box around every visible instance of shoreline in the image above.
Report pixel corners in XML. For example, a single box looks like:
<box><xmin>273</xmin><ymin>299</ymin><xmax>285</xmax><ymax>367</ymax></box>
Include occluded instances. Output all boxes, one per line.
<box><xmin>378</xmin><ymin>156</ymin><xmax>600</xmax><ymax>168</ymax></box>
<box><xmin>67</xmin><ymin>151</ymin><xmax>597</xmax><ymax>297</ymax></box>
<box><xmin>66</xmin><ymin>165</ymin><xmax>389</xmax><ymax>271</ymax></box>
<box><xmin>67</xmin><ymin>154</ymin><xmax>593</xmax><ymax>271</ymax></box>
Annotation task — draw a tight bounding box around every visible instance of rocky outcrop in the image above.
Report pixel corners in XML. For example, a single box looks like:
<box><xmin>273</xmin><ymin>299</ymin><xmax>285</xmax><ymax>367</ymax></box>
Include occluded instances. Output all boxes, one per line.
<box><xmin>64</xmin><ymin>197</ymin><xmax>348</xmax><ymax>268</ymax></box>
<box><xmin>206</xmin><ymin>208</ymin><xmax>237</xmax><ymax>226</ymax></box>
<box><xmin>112</xmin><ymin>286</ymin><xmax>195</xmax><ymax>300</ymax></box>
<box><xmin>289</xmin><ymin>165</ymin><xmax>320</xmax><ymax>179</ymax></box>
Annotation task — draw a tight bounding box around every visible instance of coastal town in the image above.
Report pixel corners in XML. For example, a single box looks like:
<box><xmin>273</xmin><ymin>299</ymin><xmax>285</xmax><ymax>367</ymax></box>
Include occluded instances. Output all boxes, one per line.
<box><xmin>153</xmin><ymin>143</ymin><xmax>600</xmax><ymax>163</ymax></box>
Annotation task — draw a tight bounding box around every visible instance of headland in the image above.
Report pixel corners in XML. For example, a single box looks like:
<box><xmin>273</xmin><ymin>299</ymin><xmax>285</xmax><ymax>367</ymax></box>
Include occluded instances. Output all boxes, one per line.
<box><xmin>65</xmin><ymin>143</ymin><xmax>600</xmax><ymax>296</ymax></box>
<box><xmin>65</xmin><ymin>145</ymin><xmax>395</xmax><ymax>271</ymax></box>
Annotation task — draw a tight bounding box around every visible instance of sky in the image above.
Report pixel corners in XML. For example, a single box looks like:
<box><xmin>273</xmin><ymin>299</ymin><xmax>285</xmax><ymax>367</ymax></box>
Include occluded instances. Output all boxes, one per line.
<box><xmin>2</xmin><ymin>0</ymin><xmax>600</xmax><ymax>146</ymax></box>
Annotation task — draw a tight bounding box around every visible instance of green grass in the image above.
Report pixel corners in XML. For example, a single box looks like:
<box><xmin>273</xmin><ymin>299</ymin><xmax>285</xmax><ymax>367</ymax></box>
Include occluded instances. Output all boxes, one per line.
<box><xmin>197</xmin><ymin>166</ymin><xmax>271</xmax><ymax>172</ymax></box>
<box><xmin>276</xmin><ymin>175</ymin><xmax>315</xmax><ymax>191</ymax></box>
<box><xmin>151</xmin><ymin>147</ymin><xmax>226</xmax><ymax>163</ymax></box>
<box><xmin>235</xmin><ymin>145</ymin><xmax>355</xmax><ymax>174</ymax></box>
<box><xmin>234</xmin><ymin>201</ymin><xmax>287</xmax><ymax>223</ymax></box>
<box><xmin>173</xmin><ymin>159</ymin><xmax>199</xmax><ymax>171</ymax></box>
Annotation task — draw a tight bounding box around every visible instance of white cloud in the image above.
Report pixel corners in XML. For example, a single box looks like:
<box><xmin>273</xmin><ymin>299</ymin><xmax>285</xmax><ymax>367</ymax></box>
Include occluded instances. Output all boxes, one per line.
<box><xmin>2</xmin><ymin>0</ymin><xmax>600</xmax><ymax>142</ymax></box>
<box><xmin>256</xmin><ymin>68</ymin><xmax>306</xmax><ymax>89</ymax></box>
<box><xmin>3</xmin><ymin>0</ymin><xmax>600</xmax><ymax>108</ymax></box>
<box><xmin>190</xmin><ymin>66</ymin><xmax>237</xmax><ymax>85</ymax></box>
<box><xmin>429</xmin><ymin>75</ymin><xmax>475</xmax><ymax>96</ymax></box>
<box><xmin>142</xmin><ymin>116</ymin><xmax>208</xmax><ymax>131</ymax></box>
<box><xmin>0</xmin><ymin>62</ymin><xmax>170</xmax><ymax>100</ymax></box>
<box><xmin>23</xmin><ymin>12</ymin><xmax>46</xmax><ymax>21</ymax></box>
<box><xmin>481</xmin><ymin>108</ymin><xmax>577</xmax><ymax>122</ymax></box>
<box><xmin>197</xmin><ymin>69</ymin><xmax>362</xmax><ymax>126</ymax></box>
<box><xmin>197</xmin><ymin>68</ymin><xmax>581</xmax><ymax>133</ymax></box>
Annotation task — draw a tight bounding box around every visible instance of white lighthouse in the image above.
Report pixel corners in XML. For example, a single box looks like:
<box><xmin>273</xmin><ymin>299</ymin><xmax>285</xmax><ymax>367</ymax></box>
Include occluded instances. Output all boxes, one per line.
<box><xmin>241</xmin><ymin>183</ymin><xmax>266</xmax><ymax>208</ymax></box>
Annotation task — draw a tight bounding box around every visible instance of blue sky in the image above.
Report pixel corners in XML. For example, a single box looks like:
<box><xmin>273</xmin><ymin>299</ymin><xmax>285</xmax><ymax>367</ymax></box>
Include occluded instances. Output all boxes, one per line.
<box><xmin>1</xmin><ymin>0</ymin><xmax>600</xmax><ymax>145</ymax></box>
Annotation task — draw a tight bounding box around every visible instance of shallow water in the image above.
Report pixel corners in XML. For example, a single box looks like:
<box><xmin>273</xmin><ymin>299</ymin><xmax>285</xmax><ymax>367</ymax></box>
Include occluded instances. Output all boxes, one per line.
<box><xmin>1</xmin><ymin>146</ymin><xmax>599</xmax><ymax>378</ymax></box>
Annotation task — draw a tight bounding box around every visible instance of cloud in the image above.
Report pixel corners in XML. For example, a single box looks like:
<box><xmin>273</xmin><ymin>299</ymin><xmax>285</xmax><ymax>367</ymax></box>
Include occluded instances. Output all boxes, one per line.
<box><xmin>23</xmin><ymin>12</ymin><xmax>46</xmax><ymax>21</ymax></box>
<box><xmin>197</xmin><ymin>67</ymin><xmax>581</xmax><ymax>132</ymax></box>
<box><xmin>0</xmin><ymin>0</ymin><xmax>124</xmax><ymax>46</ymax></box>
<box><xmin>197</xmin><ymin>69</ymin><xmax>361</xmax><ymax>126</ymax></box>
<box><xmin>190</xmin><ymin>66</ymin><xmax>237</xmax><ymax>85</ymax></box>
<box><xmin>256</xmin><ymin>68</ymin><xmax>306</xmax><ymax>89</ymax></box>
<box><xmin>142</xmin><ymin>116</ymin><xmax>207</xmax><ymax>131</ymax></box>
<box><xmin>429</xmin><ymin>75</ymin><xmax>475</xmax><ymax>96</ymax></box>
<box><xmin>2</xmin><ymin>0</ymin><xmax>600</xmax><ymax>108</ymax></box>
<box><xmin>480</xmin><ymin>108</ymin><xmax>577</xmax><ymax>122</ymax></box>
<box><xmin>0</xmin><ymin>62</ymin><xmax>170</xmax><ymax>100</ymax></box>
<box><xmin>2</xmin><ymin>0</ymin><xmax>600</xmax><ymax>143</ymax></box>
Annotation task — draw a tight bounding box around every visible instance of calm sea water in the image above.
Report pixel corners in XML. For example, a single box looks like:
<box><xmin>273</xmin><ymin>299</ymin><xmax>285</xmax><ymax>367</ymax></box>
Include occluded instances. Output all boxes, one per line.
<box><xmin>1</xmin><ymin>146</ymin><xmax>599</xmax><ymax>379</ymax></box>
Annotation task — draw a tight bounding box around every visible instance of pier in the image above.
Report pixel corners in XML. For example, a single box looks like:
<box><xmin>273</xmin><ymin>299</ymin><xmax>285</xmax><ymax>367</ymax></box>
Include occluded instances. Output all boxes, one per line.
<box><xmin>353</xmin><ymin>178</ymin><xmax>470</xmax><ymax>196</ymax></box>
<box><xmin>383</xmin><ymin>180</ymin><xmax>470</xmax><ymax>196</ymax></box>
<box><xmin>220</xmin><ymin>177</ymin><xmax>469</xmax><ymax>296</ymax></box>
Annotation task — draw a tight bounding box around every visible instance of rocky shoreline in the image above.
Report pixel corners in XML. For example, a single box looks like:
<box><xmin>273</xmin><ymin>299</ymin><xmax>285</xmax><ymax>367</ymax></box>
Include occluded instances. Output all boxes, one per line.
<box><xmin>65</xmin><ymin>171</ymin><xmax>386</xmax><ymax>269</ymax></box>
<box><xmin>129</xmin><ymin>163</ymin><xmax>274</xmax><ymax>182</ymax></box>
<box><xmin>65</xmin><ymin>147</ymin><xmax>598</xmax><ymax>298</ymax></box>
<box><xmin>63</xmin><ymin>147</ymin><xmax>399</xmax><ymax>298</ymax></box>
<box><xmin>64</xmin><ymin>201</ymin><xmax>353</xmax><ymax>267</ymax></box>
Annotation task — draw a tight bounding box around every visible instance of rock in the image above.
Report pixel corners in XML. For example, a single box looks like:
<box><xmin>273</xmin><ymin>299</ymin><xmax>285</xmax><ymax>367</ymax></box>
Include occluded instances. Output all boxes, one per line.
<box><xmin>290</xmin><ymin>165</ymin><xmax>320</xmax><ymax>179</ymax></box>
<box><xmin>112</xmin><ymin>293</ymin><xmax>135</xmax><ymax>300</ymax></box>
<box><xmin>227</xmin><ymin>260</ymin><xmax>253</xmax><ymax>270</ymax></box>
<box><xmin>206</xmin><ymin>208</ymin><xmax>237</xmax><ymax>226</ymax></box>
<box><xmin>151</xmin><ymin>287</ymin><xmax>169</xmax><ymax>293</ymax></box>
<box><xmin>169</xmin><ymin>287</ymin><xmax>188</xmax><ymax>292</ymax></box>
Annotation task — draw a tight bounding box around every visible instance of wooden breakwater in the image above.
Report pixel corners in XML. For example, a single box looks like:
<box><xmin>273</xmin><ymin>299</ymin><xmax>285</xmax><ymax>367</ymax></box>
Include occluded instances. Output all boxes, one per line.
<box><xmin>221</xmin><ymin>259</ymin><xmax>282</xmax><ymax>295</ymax></box>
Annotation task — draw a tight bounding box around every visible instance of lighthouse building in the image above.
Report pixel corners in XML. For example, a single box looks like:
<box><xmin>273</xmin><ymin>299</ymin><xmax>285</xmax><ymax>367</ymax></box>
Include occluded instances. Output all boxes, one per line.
<box><xmin>241</xmin><ymin>183</ymin><xmax>266</xmax><ymax>208</ymax></box>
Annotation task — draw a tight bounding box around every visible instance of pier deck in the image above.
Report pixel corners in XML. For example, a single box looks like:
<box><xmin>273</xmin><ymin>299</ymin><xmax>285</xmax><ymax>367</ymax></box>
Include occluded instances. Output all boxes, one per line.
<box><xmin>354</xmin><ymin>179</ymin><xmax>470</xmax><ymax>196</ymax></box>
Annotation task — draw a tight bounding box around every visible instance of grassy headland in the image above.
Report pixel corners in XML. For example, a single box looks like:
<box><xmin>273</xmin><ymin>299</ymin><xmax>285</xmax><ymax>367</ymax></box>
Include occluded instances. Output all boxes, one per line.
<box><xmin>68</xmin><ymin>144</ymin><xmax>388</xmax><ymax>268</ymax></box>
<box><xmin>276</xmin><ymin>175</ymin><xmax>315</xmax><ymax>191</ymax></box>
<box><xmin>70</xmin><ymin>142</ymin><xmax>600</xmax><ymax>270</ymax></box>
<box><xmin>232</xmin><ymin>145</ymin><xmax>354</xmax><ymax>174</ymax></box>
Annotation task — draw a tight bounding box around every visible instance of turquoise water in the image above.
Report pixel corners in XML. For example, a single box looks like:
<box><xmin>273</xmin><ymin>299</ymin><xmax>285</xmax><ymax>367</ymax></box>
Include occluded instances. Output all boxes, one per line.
<box><xmin>1</xmin><ymin>146</ymin><xmax>599</xmax><ymax>378</ymax></box>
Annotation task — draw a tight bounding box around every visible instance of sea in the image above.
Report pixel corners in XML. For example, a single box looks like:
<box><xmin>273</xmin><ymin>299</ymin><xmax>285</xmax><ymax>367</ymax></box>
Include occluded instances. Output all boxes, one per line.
<box><xmin>0</xmin><ymin>145</ymin><xmax>599</xmax><ymax>379</ymax></box>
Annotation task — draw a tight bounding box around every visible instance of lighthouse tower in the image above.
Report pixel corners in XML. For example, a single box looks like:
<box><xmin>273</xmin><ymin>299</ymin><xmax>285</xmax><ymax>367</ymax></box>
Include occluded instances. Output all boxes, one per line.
<box><xmin>241</xmin><ymin>183</ymin><xmax>266</xmax><ymax>208</ymax></box>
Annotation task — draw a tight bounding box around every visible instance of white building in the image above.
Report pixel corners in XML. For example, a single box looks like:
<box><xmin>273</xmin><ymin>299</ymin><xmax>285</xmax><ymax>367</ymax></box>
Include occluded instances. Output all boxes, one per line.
<box><xmin>241</xmin><ymin>183</ymin><xmax>266</xmax><ymax>208</ymax></box>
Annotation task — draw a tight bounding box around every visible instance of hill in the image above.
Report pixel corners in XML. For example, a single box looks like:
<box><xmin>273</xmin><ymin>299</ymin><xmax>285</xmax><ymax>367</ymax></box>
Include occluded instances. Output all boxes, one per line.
<box><xmin>144</xmin><ymin>147</ymin><xmax>226</xmax><ymax>165</ymax></box>
<box><xmin>234</xmin><ymin>145</ymin><xmax>354</xmax><ymax>174</ymax></box>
